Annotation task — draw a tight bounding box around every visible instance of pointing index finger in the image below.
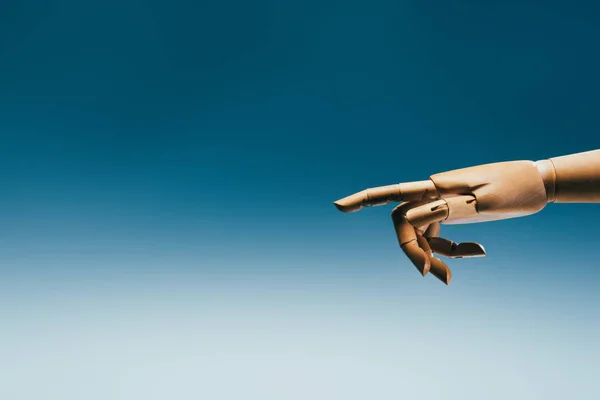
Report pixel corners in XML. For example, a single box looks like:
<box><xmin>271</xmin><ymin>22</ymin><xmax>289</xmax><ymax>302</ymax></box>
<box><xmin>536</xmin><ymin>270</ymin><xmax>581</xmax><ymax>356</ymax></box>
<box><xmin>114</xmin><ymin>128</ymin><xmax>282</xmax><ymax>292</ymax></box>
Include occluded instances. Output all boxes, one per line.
<box><xmin>334</xmin><ymin>180</ymin><xmax>439</xmax><ymax>213</ymax></box>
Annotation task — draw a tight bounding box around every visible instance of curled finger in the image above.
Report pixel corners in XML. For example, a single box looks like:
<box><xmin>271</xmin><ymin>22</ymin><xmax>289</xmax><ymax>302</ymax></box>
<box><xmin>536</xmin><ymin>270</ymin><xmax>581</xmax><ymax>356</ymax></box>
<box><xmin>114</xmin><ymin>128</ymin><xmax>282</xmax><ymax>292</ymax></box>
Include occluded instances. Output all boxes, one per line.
<box><xmin>391</xmin><ymin>203</ymin><xmax>431</xmax><ymax>276</ymax></box>
<box><xmin>416</xmin><ymin>234</ymin><xmax>452</xmax><ymax>285</ymax></box>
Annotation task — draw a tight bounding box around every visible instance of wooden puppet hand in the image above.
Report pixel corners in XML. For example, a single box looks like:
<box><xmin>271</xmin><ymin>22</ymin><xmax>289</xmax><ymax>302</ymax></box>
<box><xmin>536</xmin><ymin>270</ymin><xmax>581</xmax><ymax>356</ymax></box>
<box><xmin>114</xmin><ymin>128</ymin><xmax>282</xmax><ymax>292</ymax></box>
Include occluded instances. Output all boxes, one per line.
<box><xmin>333</xmin><ymin>160</ymin><xmax>551</xmax><ymax>284</ymax></box>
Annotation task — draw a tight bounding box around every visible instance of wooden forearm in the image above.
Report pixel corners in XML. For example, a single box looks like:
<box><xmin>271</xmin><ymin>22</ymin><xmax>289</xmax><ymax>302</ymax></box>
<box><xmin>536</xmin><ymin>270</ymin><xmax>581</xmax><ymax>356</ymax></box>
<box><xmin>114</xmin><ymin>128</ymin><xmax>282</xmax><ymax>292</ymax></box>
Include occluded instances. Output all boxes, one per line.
<box><xmin>535</xmin><ymin>149</ymin><xmax>600</xmax><ymax>203</ymax></box>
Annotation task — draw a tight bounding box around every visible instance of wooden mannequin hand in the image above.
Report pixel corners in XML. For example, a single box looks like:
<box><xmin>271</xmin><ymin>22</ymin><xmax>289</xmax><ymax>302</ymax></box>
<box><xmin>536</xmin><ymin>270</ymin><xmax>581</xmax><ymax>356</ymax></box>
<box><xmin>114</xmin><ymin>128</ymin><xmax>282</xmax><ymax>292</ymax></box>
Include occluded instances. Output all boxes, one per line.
<box><xmin>333</xmin><ymin>160</ymin><xmax>551</xmax><ymax>284</ymax></box>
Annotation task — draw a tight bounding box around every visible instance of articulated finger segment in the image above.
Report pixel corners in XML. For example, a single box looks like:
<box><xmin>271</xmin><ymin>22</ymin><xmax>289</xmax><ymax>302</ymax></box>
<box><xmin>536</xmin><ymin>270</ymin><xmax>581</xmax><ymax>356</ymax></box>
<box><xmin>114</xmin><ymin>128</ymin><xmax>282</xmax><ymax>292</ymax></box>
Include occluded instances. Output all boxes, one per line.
<box><xmin>453</xmin><ymin>242</ymin><xmax>486</xmax><ymax>258</ymax></box>
<box><xmin>405</xmin><ymin>199</ymin><xmax>448</xmax><ymax>226</ymax></box>
<box><xmin>429</xmin><ymin>257</ymin><xmax>452</xmax><ymax>285</ymax></box>
<box><xmin>427</xmin><ymin>237</ymin><xmax>486</xmax><ymax>258</ymax></box>
<box><xmin>423</xmin><ymin>222</ymin><xmax>441</xmax><ymax>238</ymax></box>
<box><xmin>392</xmin><ymin>205</ymin><xmax>430</xmax><ymax>276</ymax></box>
<box><xmin>403</xmin><ymin>194</ymin><xmax>478</xmax><ymax>227</ymax></box>
<box><xmin>334</xmin><ymin>180</ymin><xmax>438</xmax><ymax>213</ymax></box>
<box><xmin>416</xmin><ymin>234</ymin><xmax>451</xmax><ymax>284</ymax></box>
<box><xmin>426</xmin><ymin>237</ymin><xmax>454</xmax><ymax>257</ymax></box>
<box><xmin>401</xmin><ymin>240</ymin><xmax>431</xmax><ymax>276</ymax></box>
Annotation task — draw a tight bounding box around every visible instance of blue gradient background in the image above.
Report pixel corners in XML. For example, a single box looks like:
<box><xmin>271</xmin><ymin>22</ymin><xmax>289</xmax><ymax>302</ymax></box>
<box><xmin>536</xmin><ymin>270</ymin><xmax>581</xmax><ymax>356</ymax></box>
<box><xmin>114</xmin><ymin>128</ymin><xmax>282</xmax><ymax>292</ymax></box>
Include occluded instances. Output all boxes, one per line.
<box><xmin>2</xmin><ymin>1</ymin><xmax>600</xmax><ymax>399</ymax></box>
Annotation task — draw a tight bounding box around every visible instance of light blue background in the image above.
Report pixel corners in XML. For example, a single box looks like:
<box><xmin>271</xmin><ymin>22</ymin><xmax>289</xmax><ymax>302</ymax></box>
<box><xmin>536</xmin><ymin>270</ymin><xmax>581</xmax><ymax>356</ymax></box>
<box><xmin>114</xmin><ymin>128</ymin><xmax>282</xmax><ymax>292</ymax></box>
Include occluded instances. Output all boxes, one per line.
<box><xmin>1</xmin><ymin>1</ymin><xmax>599</xmax><ymax>399</ymax></box>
